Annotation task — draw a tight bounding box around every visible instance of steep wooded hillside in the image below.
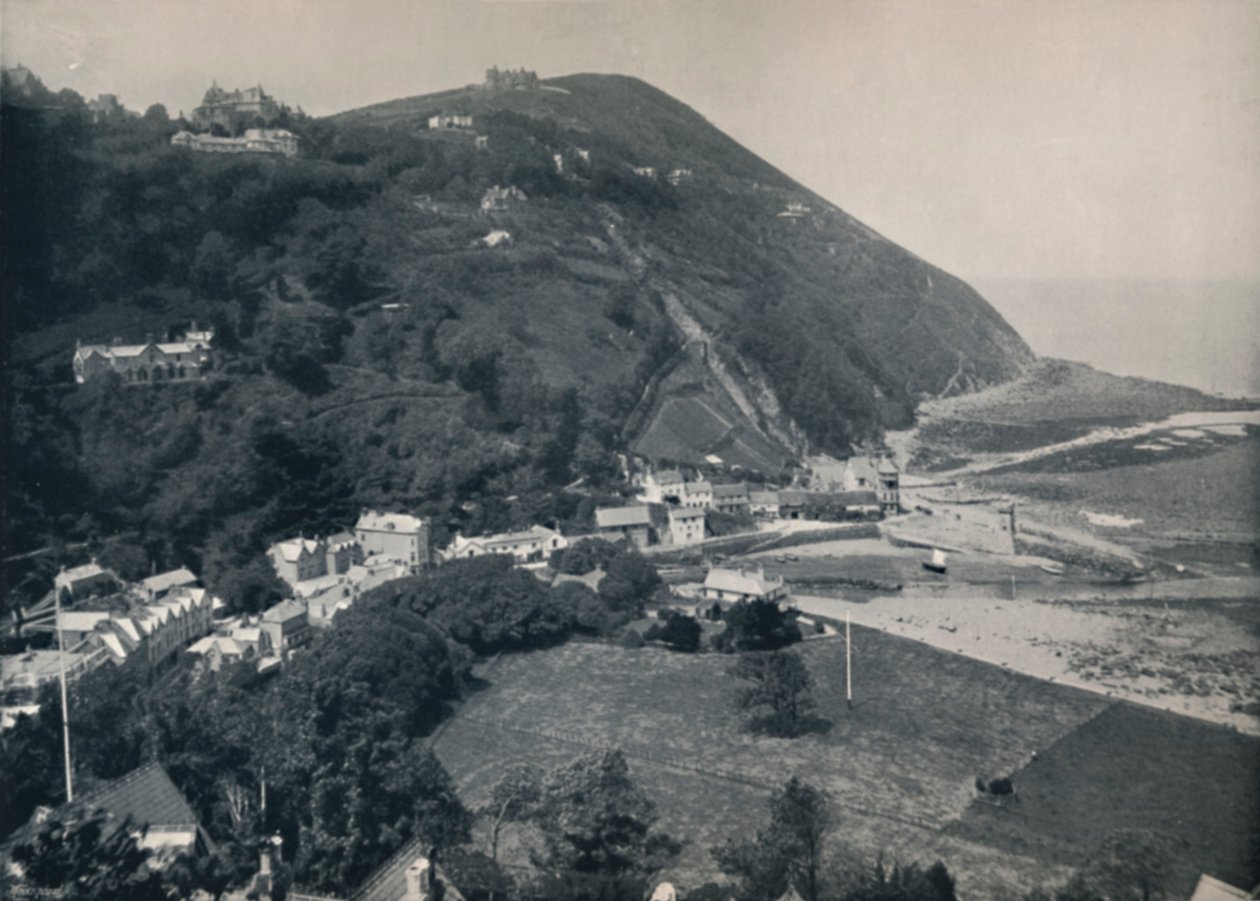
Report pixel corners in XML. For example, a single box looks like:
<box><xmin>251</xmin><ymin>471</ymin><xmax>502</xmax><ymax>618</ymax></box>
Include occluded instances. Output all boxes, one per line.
<box><xmin>2</xmin><ymin>70</ymin><xmax>1031</xmax><ymax>608</ymax></box>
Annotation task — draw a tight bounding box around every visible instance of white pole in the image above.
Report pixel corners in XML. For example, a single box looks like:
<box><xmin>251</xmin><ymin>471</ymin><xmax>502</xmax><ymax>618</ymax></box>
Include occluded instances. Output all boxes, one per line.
<box><xmin>845</xmin><ymin>611</ymin><xmax>853</xmax><ymax>709</ymax></box>
<box><xmin>54</xmin><ymin>589</ymin><xmax>74</xmax><ymax>802</ymax></box>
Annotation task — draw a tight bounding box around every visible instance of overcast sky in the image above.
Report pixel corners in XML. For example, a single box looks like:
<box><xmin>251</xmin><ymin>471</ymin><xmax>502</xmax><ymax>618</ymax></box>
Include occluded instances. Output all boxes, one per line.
<box><xmin>4</xmin><ymin>0</ymin><xmax>1259</xmax><ymax>285</ymax></box>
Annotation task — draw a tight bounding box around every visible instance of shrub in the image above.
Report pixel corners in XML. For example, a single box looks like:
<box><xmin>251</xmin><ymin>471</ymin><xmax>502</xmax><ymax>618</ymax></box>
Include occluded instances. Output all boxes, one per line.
<box><xmin>619</xmin><ymin>628</ymin><xmax>645</xmax><ymax>649</ymax></box>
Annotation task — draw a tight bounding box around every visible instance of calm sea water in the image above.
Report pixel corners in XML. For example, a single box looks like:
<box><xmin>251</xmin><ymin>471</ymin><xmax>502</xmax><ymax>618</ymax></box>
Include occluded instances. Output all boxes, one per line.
<box><xmin>973</xmin><ymin>279</ymin><xmax>1260</xmax><ymax>400</ymax></box>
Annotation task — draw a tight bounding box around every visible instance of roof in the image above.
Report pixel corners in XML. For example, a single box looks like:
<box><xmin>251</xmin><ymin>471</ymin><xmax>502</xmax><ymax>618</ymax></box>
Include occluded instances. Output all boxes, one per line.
<box><xmin>846</xmin><ymin>456</ymin><xmax>878</xmax><ymax>483</ymax></box>
<box><xmin>704</xmin><ymin>566</ymin><xmax>784</xmax><ymax>598</ymax></box>
<box><xmin>480</xmin><ymin>525</ymin><xmax>560</xmax><ymax>546</ymax></box>
<box><xmin>271</xmin><ymin>538</ymin><xmax>322</xmax><ymax>563</ymax></box>
<box><xmin>777</xmin><ymin>489</ymin><xmax>810</xmax><ymax>505</ymax></box>
<box><xmin>57</xmin><ymin>611</ymin><xmax>111</xmax><ymax>633</ymax></box>
<box><xmin>833</xmin><ymin>490</ymin><xmax>880</xmax><ymax>506</ymax></box>
<box><xmin>140</xmin><ymin>567</ymin><xmax>198</xmax><ymax>594</ymax></box>
<box><xmin>877</xmin><ymin>457</ymin><xmax>900</xmax><ymax>475</ymax></box>
<box><xmin>356</xmin><ymin>511</ymin><xmax>427</xmax><ymax>534</ymax></box>
<box><xmin>263</xmin><ymin>600</ymin><xmax>307</xmax><ymax>623</ymax></box>
<box><xmin>668</xmin><ymin>506</ymin><xmax>705</xmax><ymax>521</ymax></box>
<box><xmin>349</xmin><ymin>838</ymin><xmax>466</xmax><ymax>901</ymax></box>
<box><xmin>78</xmin><ymin>762</ymin><xmax>202</xmax><ymax>834</ymax></box>
<box><xmin>595</xmin><ymin>505</ymin><xmax>652</xmax><ymax>529</ymax></box>
<box><xmin>1190</xmin><ymin>875</ymin><xmax>1252</xmax><ymax>901</ymax></box>
<box><xmin>57</xmin><ymin>561</ymin><xmax>113</xmax><ymax>584</ymax></box>
<box><xmin>687</xmin><ymin>480</ymin><xmax>713</xmax><ymax>494</ymax></box>
<box><xmin>327</xmin><ymin>531</ymin><xmax>357</xmax><ymax>547</ymax></box>
<box><xmin>749</xmin><ymin>490</ymin><xmax>780</xmax><ymax>505</ymax></box>
<box><xmin>712</xmin><ymin>483</ymin><xmax>749</xmax><ymax>499</ymax></box>
<box><xmin>651</xmin><ymin>469</ymin><xmax>684</xmax><ymax>485</ymax></box>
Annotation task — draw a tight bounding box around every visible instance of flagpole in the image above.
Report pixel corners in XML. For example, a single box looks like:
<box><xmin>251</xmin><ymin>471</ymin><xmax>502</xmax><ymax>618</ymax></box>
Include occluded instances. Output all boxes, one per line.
<box><xmin>845</xmin><ymin>610</ymin><xmax>853</xmax><ymax>709</ymax></box>
<box><xmin>54</xmin><ymin>589</ymin><xmax>74</xmax><ymax>802</ymax></box>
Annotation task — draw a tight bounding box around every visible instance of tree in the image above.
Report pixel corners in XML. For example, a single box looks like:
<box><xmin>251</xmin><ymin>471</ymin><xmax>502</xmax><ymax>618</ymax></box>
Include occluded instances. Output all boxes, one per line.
<box><xmin>1051</xmin><ymin>830</ymin><xmax>1186</xmax><ymax>901</ymax></box>
<box><xmin>142</xmin><ymin>103</ymin><xmax>169</xmax><ymax>124</ymax></box>
<box><xmin>479</xmin><ymin>763</ymin><xmax>542</xmax><ymax>865</ymax></box>
<box><xmin>713</xmin><ymin>777</ymin><xmax>831</xmax><ymax>901</ymax></box>
<box><xmin>730</xmin><ymin>650</ymin><xmax>817</xmax><ymax>737</ymax></box>
<box><xmin>720</xmin><ymin>599</ymin><xmax>801</xmax><ymax>652</ymax></box>
<box><xmin>533</xmin><ymin>750</ymin><xmax>679</xmax><ymax>885</ymax></box>
<box><xmin>597</xmin><ymin>550</ymin><xmax>663</xmax><ymax>617</ymax></box>
<box><xmin>644</xmin><ymin>610</ymin><xmax>702</xmax><ymax>652</ymax></box>
<box><xmin>840</xmin><ymin>858</ymin><xmax>959</xmax><ymax>901</ymax></box>
<box><xmin>552</xmin><ymin>537</ymin><xmax>619</xmax><ymax>575</ymax></box>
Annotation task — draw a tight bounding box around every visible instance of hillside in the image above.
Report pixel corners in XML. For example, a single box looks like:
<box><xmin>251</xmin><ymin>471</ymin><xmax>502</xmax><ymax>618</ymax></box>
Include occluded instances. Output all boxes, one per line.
<box><xmin>4</xmin><ymin>70</ymin><xmax>1037</xmax><ymax>607</ymax></box>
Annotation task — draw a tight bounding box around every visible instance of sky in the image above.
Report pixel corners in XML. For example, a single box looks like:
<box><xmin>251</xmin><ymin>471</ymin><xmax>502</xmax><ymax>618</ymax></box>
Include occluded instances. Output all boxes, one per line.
<box><xmin>4</xmin><ymin>0</ymin><xmax>1260</xmax><ymax>392</ymax></box>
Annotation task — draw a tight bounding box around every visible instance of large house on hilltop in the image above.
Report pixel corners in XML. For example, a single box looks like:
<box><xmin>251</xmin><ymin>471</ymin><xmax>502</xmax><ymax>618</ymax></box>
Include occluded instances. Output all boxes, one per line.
<box><xmin>73</xmin><ymin>324</ymin><xmax>214</xmax><ymax>385</ymax></box>
<box><xmin>483</xmin><ymin>66</ymin><xmax>540</xmax><ymax>91</ymax></box>
<box><xmin>191</xmin><ymin>82</ymin><xmax>282</xmax><ymax>132</ymax></box>
<box><xmin>702</xmin><ymin>565</ymin><xmax>788</xmax><ymax>605</ymax></box>
<box><xmin>267</xmin><ymin>532</ymin><xmax>363</xmax><ymax>588</ymax></box>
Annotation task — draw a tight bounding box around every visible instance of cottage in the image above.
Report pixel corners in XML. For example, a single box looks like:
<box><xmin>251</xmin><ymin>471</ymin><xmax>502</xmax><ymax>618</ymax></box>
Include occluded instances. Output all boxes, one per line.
<box><xmin>287</xmin><ymin>841</ymin><xmax>464</xmax><ymax>901</ymax></box>
<box><xmin>701</xmin><ymin>565</ymin><xmax>787</xmax><ymax>604</ymax></box>
<box><xmin>356</xmin><ymin>510</ymin><xmax>430</xmax><ymax>570</ymax></box>
<box><xmin>667</xmin><ymin>168</ymin><xmax>693</xmax><ymax>186</ymax></box>
<box><xmin>748</xmin><ymin>490</ymin><xmax>781</xmax><ymax>519</ymax></box>
<box><xmin>667</xmin><ymin>507</ymin><xmax>706</xmax><ymax>546</ymax></box>
<box><xmin>711</xmin><ymin>482</ymin><xmax>750</xmax><ymax>515</ymax></box>
<box><xmin>776</xmin><ymin>489</ymin><xmax>811</xmax><ymax>520</ymax></box>
<box><xmin>442</xmin><ymin>525</ymin><xmax>568</xmax><ymax>565</ymax></box>
<box><xmin>482</xmin><ymin>229</ymin><xmax>512</xmax><ymax>247</ymax></box>
<box><xmin>595</xmin><ymin>505</ymin><xmax>653</xmax><ymax>550</ymax></box>
<box><xmin>632</xmin><ymin>165</ymin><xmax>657</xmax><ymax>178</ymax></box>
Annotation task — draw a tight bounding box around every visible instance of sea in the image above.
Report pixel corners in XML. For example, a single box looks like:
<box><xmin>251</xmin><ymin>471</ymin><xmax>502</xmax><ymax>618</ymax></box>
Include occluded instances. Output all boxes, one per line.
<box><xmin>972</xmin><ymin>279</ymin><xmax>1260</xmax><ymax>400</ymax></box>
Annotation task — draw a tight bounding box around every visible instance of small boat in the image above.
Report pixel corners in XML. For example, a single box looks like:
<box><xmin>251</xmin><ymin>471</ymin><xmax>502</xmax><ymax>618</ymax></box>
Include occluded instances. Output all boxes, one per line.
<box><xmin>1040</xmin><ymin>562</ymin><xmax>1065</xmax><ymax>576</ymax></box>
<box><xmin>922</xmin><ymin>548</ymin><xmax>948</xmax><ymax>574</ymax></box>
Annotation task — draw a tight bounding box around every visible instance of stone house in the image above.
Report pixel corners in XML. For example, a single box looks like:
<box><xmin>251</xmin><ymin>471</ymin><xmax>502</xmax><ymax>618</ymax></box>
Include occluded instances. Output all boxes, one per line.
<box><xmin>53</xmin><ymin>560</ymin><xmax>119</xmax><ymax>599</ymax></box>
<box><xmin>261</xmin><ymin>600</ymin><xmax>311</xmax><ymax>657</ymax></box>
<box><xmin>191</xmin><ymin>82</ymin><xmax>281</xmax><ymax>132</ymax></box>
<box><xmin>842</xmin><ymin>453</ymin><xmax>900</xmax><ymax>514</ymax></box>
<box><xmin>480</xmin><ymin>184</ymin><xmax>528</xmax><ymax>212</ymax></box>
<box><xmin>138</xmin><ymin>567</ymin><xmax>198</xmax><ymax>602</ymax></box>
<box><xmin>594</xmin><ymin>505</ymin><xmax>653</xmax><ymax>549</ymax></box>
<box><xmin>682</xmin><ymin>480</ymin><xmax>713</xmax><ymax>509</ymax></box>
<box><xmin>748</xmin><ymin>490</ymin><xmax>781</xmax><ymax>519</ymax></box>
<box><xmin>641</xmin><ymin>469</ymin><xmax>686</xmax><ymax>504</ymax></box>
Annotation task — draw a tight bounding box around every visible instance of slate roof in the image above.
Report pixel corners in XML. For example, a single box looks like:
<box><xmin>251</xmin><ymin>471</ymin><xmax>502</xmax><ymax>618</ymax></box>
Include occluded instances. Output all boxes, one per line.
<box><xmin>271</xmin><ymin>538</ymin><xmax>322</xmax><ymax>563</ymax></box>
<box><xmin>263</xmin><ymin>600</ymin><xmax>307</xmax><ymax>623</ymax></box>
<box><xmin>749</xmin><ymin>490</ymin><xmax>780</xmax><ymax>506</ymax></box>
<box><xmin>712</xmin><ymin>483</ymin><xmax>749</xmax><ymax>499</ymax></box>
<box><xmin>56</xmin><ymin>611</ymin><xmax>111</xmax><ymax>633</ymax></box>
<box><xmin>833</xmin><ymin>490</ymin><xmax>881</xmax><ymax>506</ymax></box>
<box><xmin>76</xmin><ymin>762</ymin><xmax>210</xmax><ymax>845</ymax></box>
<box><xmin>595</xmin><ymin>505</ymin><xmax>652</xmax><ymax>528</ymax></box>
<box><xmin>349</xmin><ymin>838</ymin><xmax>466</xmax><ymax>901</ymax></box>
<box><xmin>668</xmin><ymin>506</ymin><xmax>705</xmax><ymax>521</ymax></box>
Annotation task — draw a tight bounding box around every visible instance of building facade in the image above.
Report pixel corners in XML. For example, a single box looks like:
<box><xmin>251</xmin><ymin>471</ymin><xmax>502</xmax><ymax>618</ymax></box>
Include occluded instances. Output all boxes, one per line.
<box><xmin>73</xmin><ymin>326</ymin><xmax>214</xmax><ymax>385</ymax></box>
<box><xmin>191</xmin><ymin>83</ymin><xmax>282</xmax><ymax>132</ymax></box>
<box><xmin>594</xmin><ymin>506</ymin><xmax>653</xmax><ymax>550</ymax></box>
<box><xmin>171</xmin><ymin>128</ymin><xmax>300</xmax><ymax>157</ymax></box>
<box><xmin>356</xmin><ymin>510</ymin><xmax>431</xmax><ymax>570</ymax></box>
<box><xmin>441</xmin><ymin>526</ymin><xmax>568</xmax><ymax>564</ymax></box>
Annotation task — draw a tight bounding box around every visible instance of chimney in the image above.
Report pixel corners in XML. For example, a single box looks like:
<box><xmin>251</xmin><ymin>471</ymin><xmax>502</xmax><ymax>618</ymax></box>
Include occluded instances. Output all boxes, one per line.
<box><xmin>405</xmin><ymin>856</ymin><xmax>432</xmax><ymax>901</ymax></box>
<box><xmin>145</xmin><ymin>333</ymin><xmax>154</xmax><ymax>345</ymax></box>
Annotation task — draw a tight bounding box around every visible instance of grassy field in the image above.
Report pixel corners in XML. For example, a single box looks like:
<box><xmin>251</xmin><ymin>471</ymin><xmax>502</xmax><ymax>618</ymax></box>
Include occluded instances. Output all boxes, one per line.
<box><xmin>945</xmin><ymin>702</ymin><xmax>1260</xmax><ymax>894</ymax></box>
<box><xmin>429</xmin><ymin>629</ymin><xmax>1260</xmax><ymax>897</ymax></box>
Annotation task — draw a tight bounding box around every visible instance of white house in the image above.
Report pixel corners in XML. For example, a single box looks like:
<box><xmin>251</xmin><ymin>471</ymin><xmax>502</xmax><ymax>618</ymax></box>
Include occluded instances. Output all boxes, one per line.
<box><xmin>441</xmin><ymin>525</ymin><xmax>568</xmax><ymax>564</ymax></box>
<box><xmin>667</xmin><ymin>507</ymin><xmax>706</xmax><ymax>546</ymax></box>
<box><xmin>701</xmin><ymin>565</ymin><xmax>787</xmax><ymax>604</ymax></box>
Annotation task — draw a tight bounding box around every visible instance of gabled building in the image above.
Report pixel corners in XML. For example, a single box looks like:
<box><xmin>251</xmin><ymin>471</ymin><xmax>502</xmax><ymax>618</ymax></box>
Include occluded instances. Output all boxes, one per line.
<box><xmin>441</xmin><ymin>525</ymin><xmax>568</xmax><ymax>565</ymax></box>
<box><xmin>73</xmin><ymin>327</ymin><xmax>214</xmax><ymax>385</ymax></box>
<box><xmin>842</xmin><ymin>452</ymin><xmax>900</xmax><ymax>514</ymax></box>
<box><xmin>641</xmin><ymin>469</ymin><xmax>686</xmax><ymax>504</ymax></box>
<box><xmin>171</xmin><ymin>127</ymin><xmax>300</xmax><ymax>157</ymax></box>
<box><xmin>682</xmin><ymin>480</ymin><xmax>713</xmax><ymax>509</ymax></box>
<box><xmin>53</xmin><ymin>560</ymin><xmax>119</xmax><ymax>599</ymax></box>
<box><xmin>594</xmin><ymin>505</ymin><xmax>653</xmax><ymax>550</ymax></box>
<box><xmin>356</xmin><ymin>510</ymin><xmax>430</xmax><ymax>571</ymax></box>
<box><xmin>268</xmin><ymin>537</ymin><xmax>328</xmax><ymax>586</ymax></box>
<box><xmin>288</xmin><ymin>841</ymin><xmax>464</xmax><ymax>901</ymax></box>
<box><xmin>191</xmin><ymin>81</ymin><xmax>281</xmax><ymax>131</ymax></box>
<box><xmin>701</xmin><ymin>565</ymin><xmax>787</xmax><ymax>604</ymax></box>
